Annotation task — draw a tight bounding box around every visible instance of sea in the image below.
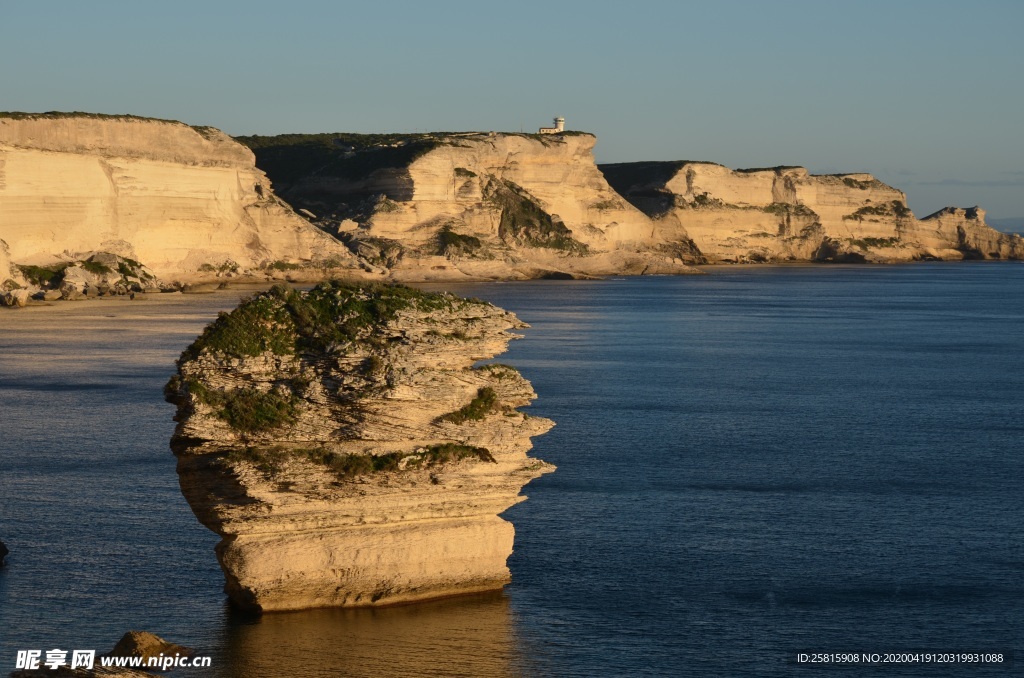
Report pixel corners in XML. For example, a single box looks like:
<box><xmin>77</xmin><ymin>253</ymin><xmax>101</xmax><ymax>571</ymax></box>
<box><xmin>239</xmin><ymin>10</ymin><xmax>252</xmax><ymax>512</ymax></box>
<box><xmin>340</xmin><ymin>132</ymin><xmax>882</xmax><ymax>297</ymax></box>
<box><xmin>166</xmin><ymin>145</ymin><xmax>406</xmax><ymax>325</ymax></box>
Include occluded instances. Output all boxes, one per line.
<box><xmin>0</xmin><ymin>264</ymin><xmax>1021</xmax><ymax>677</ymax></box>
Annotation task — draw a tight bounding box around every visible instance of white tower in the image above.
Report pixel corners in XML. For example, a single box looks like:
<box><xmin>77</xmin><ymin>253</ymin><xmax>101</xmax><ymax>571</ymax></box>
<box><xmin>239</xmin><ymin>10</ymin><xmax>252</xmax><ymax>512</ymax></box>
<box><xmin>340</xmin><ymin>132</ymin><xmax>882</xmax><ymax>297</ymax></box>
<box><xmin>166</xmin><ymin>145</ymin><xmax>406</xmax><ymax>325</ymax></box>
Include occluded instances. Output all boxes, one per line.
<box><xmin>539</xmin><ymin>116</ymin><xmax>566</xmax><ymax>134</ymax></box>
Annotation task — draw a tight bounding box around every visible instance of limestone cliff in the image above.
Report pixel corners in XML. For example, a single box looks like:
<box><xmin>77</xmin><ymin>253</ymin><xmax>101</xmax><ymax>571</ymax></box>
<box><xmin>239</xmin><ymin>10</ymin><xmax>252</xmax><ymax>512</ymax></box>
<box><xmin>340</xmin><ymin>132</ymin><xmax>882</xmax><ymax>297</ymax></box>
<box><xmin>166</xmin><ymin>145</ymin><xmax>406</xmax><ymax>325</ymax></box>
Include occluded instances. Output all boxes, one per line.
<box><xmin>601</xmin><ymin>161</ymin><xmax>1024</xmax><ymax>263</ymax></box>
<box><xmin>165</xmin><ymin>282</ymin><xmax>553</xmax><ymax>612</ymax></box>
<box><xmin>238</xmin><ymin>132</ymin><xmax>701</xmax><ymax>279</ymax></box>
<box><xmin>0</xmin><ymin>113</ymin><xmax>359</xmax><ymax>280</ymax></box>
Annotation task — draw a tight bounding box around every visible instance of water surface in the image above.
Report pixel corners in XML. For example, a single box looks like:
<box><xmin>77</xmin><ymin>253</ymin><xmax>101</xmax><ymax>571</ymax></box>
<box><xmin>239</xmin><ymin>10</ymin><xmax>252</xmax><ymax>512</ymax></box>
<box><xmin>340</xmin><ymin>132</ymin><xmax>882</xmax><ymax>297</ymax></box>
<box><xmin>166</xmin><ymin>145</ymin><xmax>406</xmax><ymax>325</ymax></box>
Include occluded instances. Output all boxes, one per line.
<box><xmin>2</xmin><ymin>265</ymin><xmax>1022</xmax><ymax>676</ymax></box>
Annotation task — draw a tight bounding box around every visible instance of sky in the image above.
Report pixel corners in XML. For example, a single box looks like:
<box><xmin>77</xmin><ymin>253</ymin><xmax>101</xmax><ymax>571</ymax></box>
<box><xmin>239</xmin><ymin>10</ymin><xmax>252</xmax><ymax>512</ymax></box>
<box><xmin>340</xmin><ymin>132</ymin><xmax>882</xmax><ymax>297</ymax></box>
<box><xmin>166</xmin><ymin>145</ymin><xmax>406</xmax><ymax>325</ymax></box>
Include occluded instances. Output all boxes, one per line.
<box><xmin>2</xmin><ymin>0</ymin><xmax>1022</xmax><ymax>224</ymax></box>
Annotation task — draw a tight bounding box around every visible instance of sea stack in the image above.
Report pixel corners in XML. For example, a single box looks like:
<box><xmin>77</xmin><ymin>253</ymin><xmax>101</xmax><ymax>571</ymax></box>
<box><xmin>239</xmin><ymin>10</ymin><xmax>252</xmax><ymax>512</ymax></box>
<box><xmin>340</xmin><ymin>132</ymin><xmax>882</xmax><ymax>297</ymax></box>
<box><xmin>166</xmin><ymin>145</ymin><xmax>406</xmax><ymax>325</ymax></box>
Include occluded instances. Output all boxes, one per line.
<box><xmin>166</xmin><ymin>282</ymin><xmax>553</xmax><ymax>612</ymax></box>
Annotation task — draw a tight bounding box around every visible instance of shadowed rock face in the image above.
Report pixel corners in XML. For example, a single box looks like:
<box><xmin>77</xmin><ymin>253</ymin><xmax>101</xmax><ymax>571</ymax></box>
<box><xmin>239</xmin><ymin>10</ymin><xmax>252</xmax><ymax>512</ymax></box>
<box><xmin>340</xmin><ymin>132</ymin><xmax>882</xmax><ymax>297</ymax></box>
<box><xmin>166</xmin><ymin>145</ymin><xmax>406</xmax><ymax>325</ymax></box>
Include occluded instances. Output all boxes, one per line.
<box><xmin>166</xmin><ymin>282</ymin><xmax>553</xmax><ymax>612</ymax></box>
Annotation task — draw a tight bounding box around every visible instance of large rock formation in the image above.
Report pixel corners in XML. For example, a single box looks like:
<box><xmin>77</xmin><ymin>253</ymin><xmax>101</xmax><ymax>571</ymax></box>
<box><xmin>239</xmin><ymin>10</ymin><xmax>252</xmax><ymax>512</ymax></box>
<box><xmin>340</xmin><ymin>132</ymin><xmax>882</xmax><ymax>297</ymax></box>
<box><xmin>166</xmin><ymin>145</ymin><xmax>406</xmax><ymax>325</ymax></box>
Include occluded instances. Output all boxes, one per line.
<box><xmin>238</xmin><ymin>132</ymin><xmax>701</xmax><ymax>279</ymax></box>
<box><xmin>166</xmin><ymin>282</ymin><xmax>553</xmax><ymax>612</ymax></box>
<box><xmin>0</xmin><ymin>113</ymin><xmax>359</xmax><ymax>280</ymax></box>
<box><xmin>601</xmin><ymin>161</ymin><xmax>1024</xmax><ymax>262</ymax></box>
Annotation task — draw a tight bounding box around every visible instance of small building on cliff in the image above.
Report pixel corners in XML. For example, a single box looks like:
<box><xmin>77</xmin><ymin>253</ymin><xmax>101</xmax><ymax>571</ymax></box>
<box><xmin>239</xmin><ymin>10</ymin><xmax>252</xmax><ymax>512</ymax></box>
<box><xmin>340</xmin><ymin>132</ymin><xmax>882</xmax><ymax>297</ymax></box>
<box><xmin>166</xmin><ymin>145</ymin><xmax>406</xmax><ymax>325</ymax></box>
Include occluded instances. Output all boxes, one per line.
<box><xmin>539</xmin><ymin>116</ymin><xmax>565</xmax><ymax>134</ymax></box>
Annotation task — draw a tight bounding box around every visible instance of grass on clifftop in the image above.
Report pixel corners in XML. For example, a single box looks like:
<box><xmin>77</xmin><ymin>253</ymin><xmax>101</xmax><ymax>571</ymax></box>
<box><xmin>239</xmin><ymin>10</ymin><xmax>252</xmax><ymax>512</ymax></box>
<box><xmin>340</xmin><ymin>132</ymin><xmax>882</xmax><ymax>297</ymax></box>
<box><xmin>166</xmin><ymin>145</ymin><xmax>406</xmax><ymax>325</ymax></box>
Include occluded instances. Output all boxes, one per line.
<box><xmin>179</xmin><ymin>282</ymin><xmax>481</xmax><ymax>362</ymax></box>
<box><xmin>0</xmin><ymin>111</ymin><xmax>218</xmax><ymax>138</ymax></box>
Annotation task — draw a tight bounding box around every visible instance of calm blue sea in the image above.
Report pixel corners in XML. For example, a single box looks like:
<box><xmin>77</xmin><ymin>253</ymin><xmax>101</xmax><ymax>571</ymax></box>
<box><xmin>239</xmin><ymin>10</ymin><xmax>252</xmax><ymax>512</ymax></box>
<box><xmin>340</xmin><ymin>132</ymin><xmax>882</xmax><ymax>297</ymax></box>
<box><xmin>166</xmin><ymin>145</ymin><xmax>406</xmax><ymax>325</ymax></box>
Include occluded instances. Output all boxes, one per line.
<box><xmin>1</xmin><ymin>264</ymin><xmax>1022</xmax><ymax>677</ymax></box>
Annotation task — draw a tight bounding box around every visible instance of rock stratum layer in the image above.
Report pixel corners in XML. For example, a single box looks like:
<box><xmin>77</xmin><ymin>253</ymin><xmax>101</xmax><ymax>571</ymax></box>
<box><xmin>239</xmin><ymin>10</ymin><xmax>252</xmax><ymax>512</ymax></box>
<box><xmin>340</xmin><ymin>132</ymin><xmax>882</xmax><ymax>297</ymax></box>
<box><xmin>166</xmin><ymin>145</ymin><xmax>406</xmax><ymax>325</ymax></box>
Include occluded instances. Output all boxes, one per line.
<box><xmin>0</xmin><ymin>113</ymin><xmax>357</xmax><ymax>281</ymax></box>
<box><xmin>600</xmin><ymin>161</ymin><xmax>1024</xmax><ymax>263</ymax></box>
<box><xmin>166</xmin><ymin>282</ymin><xmax>553</xmax><ymax>612</ymax></box>
<box><xmin>239</xmin><ymin>132</ymin><xmax>700</xmax><ymax>279</ymax></box>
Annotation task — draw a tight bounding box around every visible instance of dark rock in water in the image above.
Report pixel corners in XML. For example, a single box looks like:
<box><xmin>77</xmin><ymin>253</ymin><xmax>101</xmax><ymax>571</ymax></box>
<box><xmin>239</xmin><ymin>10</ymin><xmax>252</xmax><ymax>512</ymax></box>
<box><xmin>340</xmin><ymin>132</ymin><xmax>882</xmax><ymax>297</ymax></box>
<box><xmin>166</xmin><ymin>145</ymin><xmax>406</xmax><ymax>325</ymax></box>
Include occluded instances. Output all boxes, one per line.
<box><xmin>107</xmin><ymin>631</ymin><xmax>192</xmax><ymax>663</ymax></box>
<box><xmin>0</xmin><ymin>539</ymin><xmax>8</xmax><ymax>564</ymax></box>
<box><xmin>6</xmin><ymin>630</ymin><xmax>182</xmax><ymax>677</ymax></box>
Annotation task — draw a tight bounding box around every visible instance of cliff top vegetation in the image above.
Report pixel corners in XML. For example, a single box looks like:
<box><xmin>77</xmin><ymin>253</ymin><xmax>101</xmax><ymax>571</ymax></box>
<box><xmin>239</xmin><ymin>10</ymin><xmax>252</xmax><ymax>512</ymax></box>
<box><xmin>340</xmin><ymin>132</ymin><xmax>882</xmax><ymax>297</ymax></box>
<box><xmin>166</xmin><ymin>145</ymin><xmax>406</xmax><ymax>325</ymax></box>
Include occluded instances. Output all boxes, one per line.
<box><xmin>177</xmin><ymin>281</ymin><xmax>489</xmax><ymax>363</ymax></box>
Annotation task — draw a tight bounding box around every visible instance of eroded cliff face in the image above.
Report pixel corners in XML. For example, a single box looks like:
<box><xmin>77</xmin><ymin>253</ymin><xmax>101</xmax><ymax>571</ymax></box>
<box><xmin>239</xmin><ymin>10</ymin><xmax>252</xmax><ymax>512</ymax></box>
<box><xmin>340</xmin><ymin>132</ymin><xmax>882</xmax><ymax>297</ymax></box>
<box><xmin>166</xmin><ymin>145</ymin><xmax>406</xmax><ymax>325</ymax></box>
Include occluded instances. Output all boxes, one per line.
<box><xmin>601</xmin><ymin>162</ymin><xmax>1024</xmax><ymax>263</ymax></box>
<box><xmin>166</xmin><ymin>282</ymin><xmax>553</xmax><ymax>612</ymax></box>
<box><xmin>0</xmin><ymin>114</ymin><xmax>358</xmax><ymax>279</ymax></box>
<box><xmin>1</xmin><ymin>239</ymin><xmax>21</xmax><ymax>287</ymax></box>
<box><xmin>240</xmin><ymin>132</ymin><xmax>701</xmax><ymax>279</ymax></box>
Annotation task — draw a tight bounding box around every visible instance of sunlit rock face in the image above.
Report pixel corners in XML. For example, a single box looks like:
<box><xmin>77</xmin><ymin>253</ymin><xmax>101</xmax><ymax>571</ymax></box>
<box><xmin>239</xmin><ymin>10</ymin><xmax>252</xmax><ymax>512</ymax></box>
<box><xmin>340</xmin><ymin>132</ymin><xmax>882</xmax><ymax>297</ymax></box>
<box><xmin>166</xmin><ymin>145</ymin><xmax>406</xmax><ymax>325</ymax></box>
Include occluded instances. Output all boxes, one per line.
<box><xmin>0</xmin><ymin>114</ymin><xmax>357</xmax><ymax>279</ymax></box>
<box><xmin>166</xmin><ymin>282</ymin><xmax>553</xmax><ymax>612</ymax></box>
<box><xmin>240</xmin><ymin>132</ymin><xmax>703</xmax><ymax>280</ymax></box>
<box><xmin>601</xmin><ymin>161</ymin><xmax>1024</xmax><ymax>263</ymax></box>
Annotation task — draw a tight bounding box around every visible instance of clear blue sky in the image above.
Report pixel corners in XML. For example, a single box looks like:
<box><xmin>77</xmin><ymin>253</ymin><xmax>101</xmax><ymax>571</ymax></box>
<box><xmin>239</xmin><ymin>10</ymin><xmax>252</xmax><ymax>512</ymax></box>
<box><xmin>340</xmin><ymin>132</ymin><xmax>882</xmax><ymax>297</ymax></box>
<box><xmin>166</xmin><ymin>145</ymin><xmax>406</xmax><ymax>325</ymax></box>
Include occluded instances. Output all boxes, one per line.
<box><xmin>2</xmin><ymin>0</ymin><xmax>1022</xmax><ymax>223</ymax></box>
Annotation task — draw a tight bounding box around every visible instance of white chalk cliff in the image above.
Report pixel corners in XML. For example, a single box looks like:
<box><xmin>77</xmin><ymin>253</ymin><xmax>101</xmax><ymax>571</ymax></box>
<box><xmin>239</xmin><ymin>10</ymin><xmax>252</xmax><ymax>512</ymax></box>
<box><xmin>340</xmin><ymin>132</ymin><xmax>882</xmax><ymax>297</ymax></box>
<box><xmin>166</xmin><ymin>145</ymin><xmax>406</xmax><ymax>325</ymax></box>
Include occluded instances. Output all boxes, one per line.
<box><xmin>0</xmin><ymin>114</ymin><xmax>357</xmax><ymax>280</ymax></box>
<box><xmin>166</xmin><ymin>282</ymin><xmax>553</xmax><ymax>611</ymax></box>
<box><xmin>2</xmin><ymin>113</ymin><xmax>1018</xmax><ymax>292</ymax></box>
<box><xmin>242</xmin><ymin>132</ymin><xmax>700</xmax><ymax>279</ymax></box>
<box><xmin>600</xmin><ymin>162</ymin><xmax>1024</xmax><ymax>262</ymax></box>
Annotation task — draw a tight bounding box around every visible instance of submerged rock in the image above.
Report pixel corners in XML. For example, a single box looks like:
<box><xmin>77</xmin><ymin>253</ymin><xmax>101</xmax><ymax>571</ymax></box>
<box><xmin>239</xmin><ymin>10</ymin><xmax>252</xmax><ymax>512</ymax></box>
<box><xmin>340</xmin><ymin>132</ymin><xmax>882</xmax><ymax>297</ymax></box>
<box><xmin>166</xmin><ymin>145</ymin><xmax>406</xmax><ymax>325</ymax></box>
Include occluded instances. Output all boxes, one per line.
<box><xmin>0</xmin><ymin>539</ymin><xmax>8</xmax><ymax>565</ymax></box>
<box><xmin>107</xmin><ymin>631</ymin><xmax>192</xmax><ymax>663</ymax></box>
<box><xmin>7</xmin><ymin>630</ymin><xmax>187</xmax><ymax>677</ymax></box>
<box><xmin>166</xmin><ymin>282</ymin><xmax>554</xmax><ymax>612</ymax></box>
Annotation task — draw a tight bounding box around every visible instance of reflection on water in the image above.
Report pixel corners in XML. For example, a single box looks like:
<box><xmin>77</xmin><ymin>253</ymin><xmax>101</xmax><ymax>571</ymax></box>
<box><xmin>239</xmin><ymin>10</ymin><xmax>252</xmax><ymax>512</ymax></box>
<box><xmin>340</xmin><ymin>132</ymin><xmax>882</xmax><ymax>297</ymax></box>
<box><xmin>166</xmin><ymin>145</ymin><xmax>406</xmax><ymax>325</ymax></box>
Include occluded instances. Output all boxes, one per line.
<box><xmin>219</xmin><ymin>592</ymin><xmax>521</xmax><ymax>678</ymax></box>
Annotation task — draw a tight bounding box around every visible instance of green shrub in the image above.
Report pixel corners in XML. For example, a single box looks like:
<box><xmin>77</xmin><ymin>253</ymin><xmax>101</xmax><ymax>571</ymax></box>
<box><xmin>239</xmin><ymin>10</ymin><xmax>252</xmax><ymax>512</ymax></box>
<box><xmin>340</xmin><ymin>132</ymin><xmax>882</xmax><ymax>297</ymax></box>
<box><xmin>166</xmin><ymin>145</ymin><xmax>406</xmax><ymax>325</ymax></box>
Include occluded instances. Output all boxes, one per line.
<box><xmin>189</xmin><ymin>381</ymin><xmax>297</xmax><ymax>433</ymax></box>
<box><xmin>419</xmin><ymin>443</ymin><xmax>495</xmax><ymax>464</ymax></box>
<box><xmin>893</xmin><ymin>202</ymin><xmax>913</xmax><ymax>218</ymax></box>
<box><xmin>438</xmin><ymin>387</ymin><xmax>498</xmax><ymax>424</ymax></box>
<box><xmin>219</xmin><ymin>388</ymin><xmax>297</xmax><ymax>432</ymax></box>
<box><xmin>179</xmin><ymin>291</ymin><xmax>297</xmax><ymax>361</ymax></box>
<box><xmin>81</xmin><ymin>260</ymin><xmax>112</xmax><ymax>275</ymax></box>
<box><xmin>437</xmin><ymin>226</ymin><xmax>482</xmax><ymax>255</ymax></box>
<box><xmin>763</xmin><ymin>202</ymin><xmax>816</xmax><ymax>217</ymax></box>
<box><xmin>17</xmin><ymin>263</ymin><xmax>69</xmax><ymax>287</ymax></box>
<box><xmin>116</xmin><ymin>259</ymin><xmax>153</xmax><ymax>280</ymax></box>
